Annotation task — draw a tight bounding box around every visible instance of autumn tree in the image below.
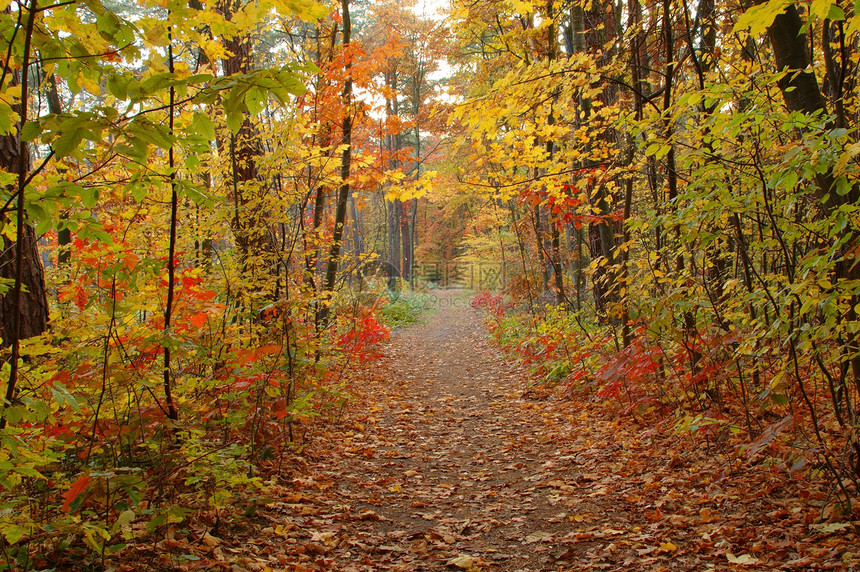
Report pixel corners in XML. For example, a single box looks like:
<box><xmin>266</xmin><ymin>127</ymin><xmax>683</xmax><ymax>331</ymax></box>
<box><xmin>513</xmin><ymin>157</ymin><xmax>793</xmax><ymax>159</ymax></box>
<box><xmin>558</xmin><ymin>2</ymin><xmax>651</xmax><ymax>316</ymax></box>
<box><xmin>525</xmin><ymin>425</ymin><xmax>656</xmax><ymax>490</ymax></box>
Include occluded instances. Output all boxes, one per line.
<box><xmin>445</xmin><ymin>0</ymin><xmax>860</xmax><ymax>493</ymax></box>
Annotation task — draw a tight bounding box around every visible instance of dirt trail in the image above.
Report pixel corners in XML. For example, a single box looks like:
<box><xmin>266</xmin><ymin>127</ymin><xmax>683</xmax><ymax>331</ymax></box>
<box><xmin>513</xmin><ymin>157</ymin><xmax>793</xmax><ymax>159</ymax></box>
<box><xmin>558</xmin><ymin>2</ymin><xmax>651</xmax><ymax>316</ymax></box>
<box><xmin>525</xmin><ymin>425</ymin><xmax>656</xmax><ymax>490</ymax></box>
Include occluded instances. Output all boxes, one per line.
<box><xmin>330</xmin><ymin>290</ymin><xmax>582</xmax><ymax>569</ymax></box>
<box><xmin>250</xmin><ymin>290</ymin><xmax>851</xmax><ymax>571</ymax></box>
<box><xmin>258</xmin><ymin>290</ymin><xmax>619</xmax><ymax>571</ymax></box>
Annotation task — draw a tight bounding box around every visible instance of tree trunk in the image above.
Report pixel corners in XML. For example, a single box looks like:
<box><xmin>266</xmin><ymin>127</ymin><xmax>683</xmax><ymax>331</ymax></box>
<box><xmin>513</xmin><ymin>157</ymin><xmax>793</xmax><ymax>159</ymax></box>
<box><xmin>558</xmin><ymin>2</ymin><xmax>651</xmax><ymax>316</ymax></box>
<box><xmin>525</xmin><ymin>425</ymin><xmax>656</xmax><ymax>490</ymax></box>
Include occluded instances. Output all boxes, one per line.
<box><xmin>219</xmin><ymin>4</ymin><xmax>276</xmax><ymax>299</ymax></box>
<box><xmin>40</xmin><ymin>62</ymin><xmax>71</xmax><ymax>267</ymax></box>
<box><xmin>532</xmin><ymin>203</ymin><xmax>550</xmax><ymax>293</ymax></box>
<box><xmin>387</xmin><ymin>199</ymin><xmax>401</xmax><ymax>288</ymax></box>
<box><xmin>349</xmin><ymin>195</ymin><xmax>363</xmax><ymax>260</ymax></box>
<box><xmin>764</xmin><ymin>1</ymin><xmax>860</xmax><ymax>398</ymax></box>
<box><xmin>572</xmin><ymin>0</ymin><xmax>621</xmax><ymax>317</ymax></box>
<box><xmin>400</xmin><ymin>200</ymin><xmax>412</xmax><ymax>286</ymax></box>
<box><xmin>0</xmin><ymin>80</ymin><xmax>48</xmax><ymax>346</ymax></box>
<box><xmin>0</xmin><ymin>226</ymin><xmax>49</xmax><ymax>345</ymax></box>
<box><xmin>318</xmin><ymin>0</ymin><xmax>353</xmax><ymax>324</ymax></box>
<box><xmin>1</xmin><ymin>1</ymin><xmax>49</xmax><ymax>430</ymax></box>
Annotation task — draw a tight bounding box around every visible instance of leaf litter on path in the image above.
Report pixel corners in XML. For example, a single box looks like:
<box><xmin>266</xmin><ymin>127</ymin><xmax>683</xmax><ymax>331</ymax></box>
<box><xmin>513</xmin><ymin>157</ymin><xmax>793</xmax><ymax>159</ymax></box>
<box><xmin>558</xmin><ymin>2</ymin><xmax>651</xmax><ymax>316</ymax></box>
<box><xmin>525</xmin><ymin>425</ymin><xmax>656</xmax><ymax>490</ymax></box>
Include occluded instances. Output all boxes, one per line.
<box><xmin>228</xmin><ymin>291</ymin><xmax>860</xmax><ymax>571</ymax></box>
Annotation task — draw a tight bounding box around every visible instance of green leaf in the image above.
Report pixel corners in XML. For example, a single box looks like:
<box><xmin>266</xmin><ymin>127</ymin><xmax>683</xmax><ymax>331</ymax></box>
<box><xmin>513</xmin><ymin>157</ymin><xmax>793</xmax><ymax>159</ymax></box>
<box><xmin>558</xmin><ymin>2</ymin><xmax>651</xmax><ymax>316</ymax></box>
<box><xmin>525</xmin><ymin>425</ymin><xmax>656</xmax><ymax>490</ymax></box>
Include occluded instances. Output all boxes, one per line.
<box><xmin>3</xmin><ymin>525</ymin><xmax>27</xmax><ymax>545</ymax></box>
<box><xmin>81</xmin><ymin>0</ymin><xmax>107</xmax><ymax>16</ymax></box>
<box><xmin>828</xmin><ymin>4</ymin><xmax>845</xmax><ymax>20</ymax></box>
<box><xmin>13</xmin><ymin>466</ymin><xmax>46</xmax><ymax>478</ymax></box>
<box><xmin>130</xmin><ymin>181</ymin><xmax>148</xmax><ymax>203</ymax></box>
<box><xmin>661</xmin><ymin>144</ymin><xmax>674</xmax><ymax>159</ymax></box>
<box><xmin>225</xmin><ymin>110</ymin><xmax>244</xmax><ymax>135</ymax></box>
<box><xmin>52</xmin><ymin>382</ymin><xmax>81</xmax><ymax>413</ymax></box>
<box><xmin>127</xmin><ymin>119</ymin><xmax>173</xmax><ymax>150</ymax></box>
<box><xmin>26</xmin><ymin>201</ymin><xmax>49</xmax><ymax>225</ymax></box>
<box><xmin>191</xmin><ymin>112</ymin><xmax>216</xmax><ymax>141</ymax></box>
<box><xmin>180</xmin><ymin>180</ymin><xmax>210</xmax><ymax>205</ymax></box>
<box><xmin>187</xmin><ymin>73</ymin><xmax>215</xmax><ymax>85</ymax></box>
<box><xmin>809</xmin><ymin>0</ymin><xmax>844</xmax><ymax>20</ymax></box>
<box><xmin>107</xmin><ymin>74</ymin><xmax>128</xmax><ymax>100</ymax></box>
<box><xmin>138</xmin><ymin>73</ymin><xmax>176</xmax><ymax>98</ymax></box>
<box><xmin>0</xmin><ymin>101</ymin><xmax>17</xmax><ymax>136</ymax></box>
<box><xmin>21</xmin><ymin>120</ymin><xmax>41</xmax><ymax>141</ymax></box>
<box><xmin>52</xmin><ymin>129</ymin><xmax>86</xmax><ymax>158</ymax></box>
<box><xmin>96</xmin><ymin>11</ymin><xmax>121</xmax><ymax>39</ymax></box>
<box><xmin>82</xmin><ymin>528</ymin><xmax>105</xmax><ymax>553</ymax></box>
<box><xmin>78</xmin><ymin>186</ymin><xmax>99</xmax><ymax>209</ymax></box>
<box><xmin>167</xmin><ymin>506</ymin><xmax>190</xmax><ymax>523</ymax></box>
<box><xmin>2</xmin><ymin>405</ymin><xmax>27</xmax><ymax>424</ymax></box>
<box><xmin>782</xmin><ymin>171</ymin><xmax>798</xmax><ymax>190</ymax></box>
<box><xmin>245</xmin><ymin>86</ymin><xmax>266</xmax><ymax>115</ymax></box>
<box><xmin>185</xmin><ymin>154</ymin><xmax>200</xmax><ymax>170</ymax></box>
<box><xmin>105</xmin><ymin>543</ymin><xmax>127</xmax><ymax>555</ymax></box>
<box><xmin>146</xmin><ymin>513</ymin><xmax>167</xmax><ymax>532</ymax></box>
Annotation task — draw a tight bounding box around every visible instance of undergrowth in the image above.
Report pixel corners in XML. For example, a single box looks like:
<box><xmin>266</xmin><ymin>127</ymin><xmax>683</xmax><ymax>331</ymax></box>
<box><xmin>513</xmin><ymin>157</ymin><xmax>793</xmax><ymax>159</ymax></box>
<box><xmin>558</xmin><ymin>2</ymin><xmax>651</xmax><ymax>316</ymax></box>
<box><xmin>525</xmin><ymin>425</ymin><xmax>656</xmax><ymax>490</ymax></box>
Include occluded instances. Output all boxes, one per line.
<box><xmin>471</xmin><ymin>290</ymin><xmax>860</xmax><ymax>514</ymax></box>
<box><xmin>378</xmin><ymin>289</ymin><xmax>430</xmax><ymax>327</ymax></box>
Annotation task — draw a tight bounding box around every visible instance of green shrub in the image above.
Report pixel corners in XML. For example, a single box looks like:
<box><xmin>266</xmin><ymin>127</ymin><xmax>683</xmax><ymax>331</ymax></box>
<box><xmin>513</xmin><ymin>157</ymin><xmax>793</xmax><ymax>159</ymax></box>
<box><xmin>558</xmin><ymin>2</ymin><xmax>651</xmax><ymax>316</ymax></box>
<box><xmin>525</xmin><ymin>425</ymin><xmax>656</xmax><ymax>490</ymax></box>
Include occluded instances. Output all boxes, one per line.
<box><xmin>379</xmin><ymin>291</ymin><xmax>426</xmax><ymax>327</ymax></box>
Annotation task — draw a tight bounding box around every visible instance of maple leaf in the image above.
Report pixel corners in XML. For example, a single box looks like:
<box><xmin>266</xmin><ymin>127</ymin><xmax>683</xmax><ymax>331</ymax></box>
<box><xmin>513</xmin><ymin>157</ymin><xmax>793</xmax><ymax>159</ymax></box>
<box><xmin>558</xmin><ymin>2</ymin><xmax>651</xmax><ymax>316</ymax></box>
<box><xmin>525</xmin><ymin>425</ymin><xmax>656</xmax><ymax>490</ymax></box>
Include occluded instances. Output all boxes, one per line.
<box><xmin>189</xmin><ymin>312</ymin><xmax>208</xmax><ymax>328</ymax></box>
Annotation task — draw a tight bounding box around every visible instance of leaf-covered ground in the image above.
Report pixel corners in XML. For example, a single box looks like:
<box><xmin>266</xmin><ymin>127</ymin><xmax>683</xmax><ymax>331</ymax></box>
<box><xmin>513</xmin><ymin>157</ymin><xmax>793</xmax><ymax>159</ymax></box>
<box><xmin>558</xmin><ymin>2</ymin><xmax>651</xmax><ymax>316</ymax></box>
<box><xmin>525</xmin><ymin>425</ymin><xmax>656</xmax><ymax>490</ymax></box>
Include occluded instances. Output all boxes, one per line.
<box><xmin>135</xmin><ymin>290</ymin><xmax>858</xmax><ymax>571</ymax></box>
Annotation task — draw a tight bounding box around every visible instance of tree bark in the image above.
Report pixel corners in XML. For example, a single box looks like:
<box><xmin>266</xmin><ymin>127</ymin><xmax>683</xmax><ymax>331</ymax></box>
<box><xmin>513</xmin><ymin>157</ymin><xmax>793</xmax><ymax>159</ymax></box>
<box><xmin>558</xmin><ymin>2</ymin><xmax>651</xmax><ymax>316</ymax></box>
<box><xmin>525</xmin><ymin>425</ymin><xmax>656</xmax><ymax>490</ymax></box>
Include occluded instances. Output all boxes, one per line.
<box><xmin>1</xmin><ymin>0</ymin><xmax>49</xmax><ymax>431</ymax></box>
<box><xmin>0</xmin><ymin>226</ymin><xmax>49</xmax><ymax>344</ymax></box>
<box><xmin>0</xmin><ymin>56</ymin><xmax>48</xmax><ymax>346</ymax></box>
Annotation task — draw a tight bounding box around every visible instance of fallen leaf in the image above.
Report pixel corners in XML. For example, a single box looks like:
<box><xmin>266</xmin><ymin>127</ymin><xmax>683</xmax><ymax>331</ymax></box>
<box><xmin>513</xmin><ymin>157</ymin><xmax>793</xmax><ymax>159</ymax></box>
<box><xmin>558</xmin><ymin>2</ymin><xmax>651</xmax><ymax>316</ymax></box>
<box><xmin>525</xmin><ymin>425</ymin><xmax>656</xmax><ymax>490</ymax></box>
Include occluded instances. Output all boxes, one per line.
<box><xmin>311</xmin><ymin>531</ymin><xmax>336</xmax><ymax>545</ymax></box>
<box><xmin>727</xmin><ymin>553</ymin><xmax>759</xmax><ymax>565</ymax></box>
<box><xmin>202</xmin><ymin>532</ymin><xmax>221</xmax><ymax>548</ymax></box>
<box><xmin>446</xmin><ymin>555</ymin><xmax>474</xmax><ymax>569</ymax></box>
<box><xmin>700</xmin><ymin>507</ymin><xmax>718</xmax><ymax>523</ymax></box>
<box><xmin>811</xmin><ymin>522</ymin><xmax>851</xmax><ymax>534</ymax></box>
<box><xmin>524</xmin><ymin>531</ymin><xmax>554</xmax><ymax>544</ymax></box>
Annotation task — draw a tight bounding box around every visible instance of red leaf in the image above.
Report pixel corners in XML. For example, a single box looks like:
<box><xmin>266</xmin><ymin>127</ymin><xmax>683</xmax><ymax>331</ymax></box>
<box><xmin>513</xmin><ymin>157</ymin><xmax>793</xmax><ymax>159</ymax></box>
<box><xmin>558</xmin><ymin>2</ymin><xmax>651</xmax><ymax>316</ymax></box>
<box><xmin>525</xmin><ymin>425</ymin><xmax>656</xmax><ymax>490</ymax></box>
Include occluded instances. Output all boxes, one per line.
<box><xmin>74</xmin><ymin>287</ymin><xmax>88</xmax><ymax>311</ymax></box>
<box><xmin>182</xmin><ymin>275</ymin><xmax>203</xmax><ymax>288</ymax></box>
<box><xmin>61</xmin><ymin>476</ymin><xmax>91</xmax><ymax>513</ymax></box>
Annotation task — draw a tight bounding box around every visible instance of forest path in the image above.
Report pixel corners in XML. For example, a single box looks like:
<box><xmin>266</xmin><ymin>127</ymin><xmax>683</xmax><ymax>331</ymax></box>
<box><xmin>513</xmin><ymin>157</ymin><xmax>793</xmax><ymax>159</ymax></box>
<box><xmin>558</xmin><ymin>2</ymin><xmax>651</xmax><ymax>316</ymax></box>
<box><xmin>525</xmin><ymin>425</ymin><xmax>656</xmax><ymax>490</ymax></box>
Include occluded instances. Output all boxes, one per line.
<box><xmin>322</xmin><ymin>289</ymin><xmax>591</xmax><ymax>570</ymax></box>
<box><xmin>247</xmin><ymin>290</ymin><xmax>830</xmax><ymax>571</ymax></box>
<box><xmin>257</xmin><ymin>290</ymin><xmax>639</xmax><ymax>571</ymax></box>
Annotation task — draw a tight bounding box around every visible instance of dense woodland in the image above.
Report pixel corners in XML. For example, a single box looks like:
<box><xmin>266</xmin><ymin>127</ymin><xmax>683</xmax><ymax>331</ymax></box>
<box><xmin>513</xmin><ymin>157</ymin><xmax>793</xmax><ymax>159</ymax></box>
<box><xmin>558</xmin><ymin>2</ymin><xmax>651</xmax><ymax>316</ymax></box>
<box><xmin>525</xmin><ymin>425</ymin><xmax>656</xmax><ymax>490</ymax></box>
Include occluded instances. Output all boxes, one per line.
<box><xmin>0</xmin><ymin>0</ymin><xmax>858</xmax><ymax>566</ymax></box>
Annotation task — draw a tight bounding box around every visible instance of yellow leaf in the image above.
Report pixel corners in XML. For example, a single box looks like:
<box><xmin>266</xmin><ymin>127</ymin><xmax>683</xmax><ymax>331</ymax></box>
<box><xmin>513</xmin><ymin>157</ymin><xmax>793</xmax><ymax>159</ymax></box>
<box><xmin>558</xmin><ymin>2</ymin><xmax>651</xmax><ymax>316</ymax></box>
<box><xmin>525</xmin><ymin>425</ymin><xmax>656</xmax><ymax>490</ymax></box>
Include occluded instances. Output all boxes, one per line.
<box><xmin>446</xmin><ymin>555</ymin><xmax>474</xmax><ymax>569</ymax></box>
<box><xmin>733</xmin><ymin>0</ymin><xmax>793</xmax><ymax>35</ymax></box>
<box><xmin>659</xmin><ymin>541</ymin><xmax>677</xmax><ymax>552</ymax></box>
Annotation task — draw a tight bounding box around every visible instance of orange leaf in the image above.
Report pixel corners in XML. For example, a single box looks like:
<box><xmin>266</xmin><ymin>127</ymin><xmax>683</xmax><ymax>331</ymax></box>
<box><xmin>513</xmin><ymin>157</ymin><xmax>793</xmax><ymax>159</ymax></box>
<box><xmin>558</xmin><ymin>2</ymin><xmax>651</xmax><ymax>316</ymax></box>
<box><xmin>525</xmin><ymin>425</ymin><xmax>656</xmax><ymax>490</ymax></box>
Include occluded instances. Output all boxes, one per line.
<box><xmin>189</xmin><ymin>312</ymin><xmax>208</xmax><ymax>328</ymax></box>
